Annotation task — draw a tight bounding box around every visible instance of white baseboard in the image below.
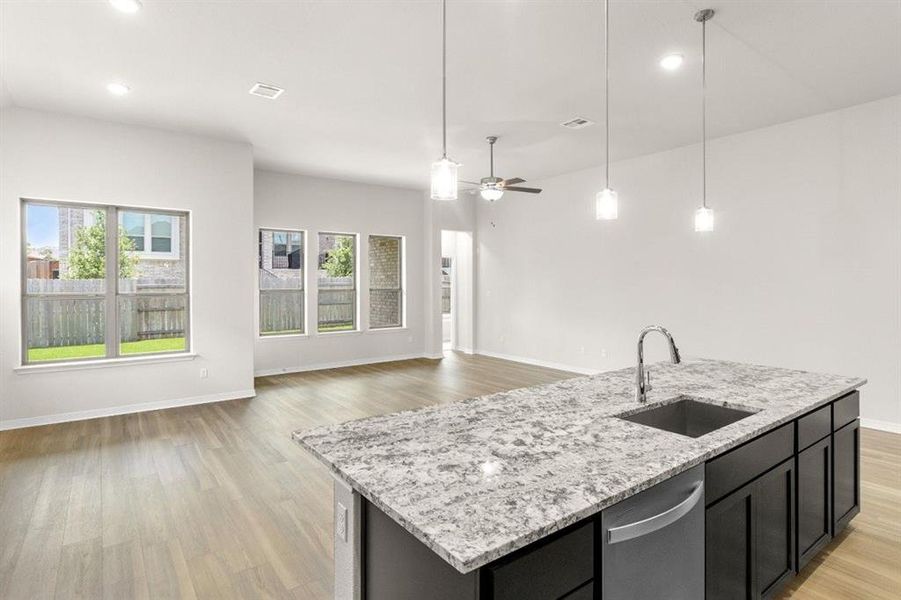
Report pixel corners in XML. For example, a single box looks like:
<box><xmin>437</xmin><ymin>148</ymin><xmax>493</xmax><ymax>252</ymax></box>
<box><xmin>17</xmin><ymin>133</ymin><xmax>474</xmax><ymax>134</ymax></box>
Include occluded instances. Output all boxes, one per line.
<box><xmin>254</xmin><ymin>353</ymin><xmax>428</xmax><ymax>377</ymax></box>
<box><xmin>0</xmin><ymin>388</ymin><xmax>257</xmax><ymax>431</ymax></box>
<box><xmin>861</xmin><ymin>418</ymin><xmax>901</xmax><ymax>434</ymax></box>
<box><xmin>475</xmin><ymin>349</ymin><xmax>598</xmax><ymax>376</ymax></box>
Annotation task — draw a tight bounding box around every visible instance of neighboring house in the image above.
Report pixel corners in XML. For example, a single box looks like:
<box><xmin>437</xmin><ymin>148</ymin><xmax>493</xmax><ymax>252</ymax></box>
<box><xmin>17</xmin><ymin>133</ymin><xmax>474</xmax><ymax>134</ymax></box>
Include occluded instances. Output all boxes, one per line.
<box><xmin>259</xmin><ymin>229</ymin><xmax>303</xmax><ymax>288</ymax></box>
<box><xmin>26</xmin><ymin>253</ymin><xmax>59</xmax><ymax>280</ymax></box>
<box><xmin>58</xmin><ymin>208</ymin><xmax>186</xmax><ymax>284</ymax></box>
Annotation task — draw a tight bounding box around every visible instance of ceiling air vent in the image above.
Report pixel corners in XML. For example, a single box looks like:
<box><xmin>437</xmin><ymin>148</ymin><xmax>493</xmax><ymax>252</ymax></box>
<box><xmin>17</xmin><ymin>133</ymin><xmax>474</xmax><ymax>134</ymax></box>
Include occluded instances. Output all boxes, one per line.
<box><xmin>560</xmin><ymin>117</ymin><xmax>595</xmax><ymax>130</ymax></box>
<box><xmin>249</xmin><ymin>82</ymin><xmax>284</xmax><ymax>100</ymax></box>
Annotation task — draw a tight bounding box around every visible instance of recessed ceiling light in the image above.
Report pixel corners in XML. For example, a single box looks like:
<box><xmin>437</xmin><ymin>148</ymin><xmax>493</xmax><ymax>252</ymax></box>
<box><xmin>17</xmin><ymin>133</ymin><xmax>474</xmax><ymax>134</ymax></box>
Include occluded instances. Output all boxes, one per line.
<box><xmin>249</xmin><ymin>82</ymin><xmax>285</xmax><ymax>100</ymax></box>
<box><xmin>106</xmin><ymin>82</ymin><xmax>130</xmax><ymax>96</ymax></box>
<box><xmin>109</xmin><ymin>0</ymin><xmax>142</xmax><ymax>14</ymax></box>
<box><xmin>659</xmin><ymin>53</ymin><xmax>684</xmax><ymax>71</ymax></box>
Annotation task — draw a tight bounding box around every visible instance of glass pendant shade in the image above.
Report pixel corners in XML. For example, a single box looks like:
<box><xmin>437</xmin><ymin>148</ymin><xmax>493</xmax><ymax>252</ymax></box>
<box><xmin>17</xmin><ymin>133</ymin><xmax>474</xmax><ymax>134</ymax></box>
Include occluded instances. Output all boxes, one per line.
<box><xmin>694</xmin><ymin>206</ymin><xmax>714</xmax><ymax>232</ymax></box>
<box><xmin>480</xmin><ymin>187</ymin><xmax>504</xmax><ymax>202</ymax></box>
<box><xmin>430</xmin><ymin>157</ymin><xmax>458</xmax><ymax>201</ymax></box>
<box><xmin>596</xmin><ymin>187</ymin><xmax>618</xmax><ymax>220</ymax></box>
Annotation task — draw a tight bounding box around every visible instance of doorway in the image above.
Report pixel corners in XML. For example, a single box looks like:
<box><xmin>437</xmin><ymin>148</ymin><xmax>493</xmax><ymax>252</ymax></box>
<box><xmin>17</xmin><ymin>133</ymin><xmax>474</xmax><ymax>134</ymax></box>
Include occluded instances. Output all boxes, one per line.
<box><xmin>440</xmin><ymin>230</ymin><xmax>473</xmax><ymax>354</ymax></box>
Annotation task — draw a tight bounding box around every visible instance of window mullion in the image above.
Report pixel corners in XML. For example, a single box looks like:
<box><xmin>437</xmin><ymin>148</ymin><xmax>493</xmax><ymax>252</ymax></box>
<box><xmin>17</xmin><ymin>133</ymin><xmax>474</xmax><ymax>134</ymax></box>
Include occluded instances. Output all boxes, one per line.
<box><xmin>105</xmin><ymin>206</ymin><xmax>120</xmax><ymax>358</ymax></box>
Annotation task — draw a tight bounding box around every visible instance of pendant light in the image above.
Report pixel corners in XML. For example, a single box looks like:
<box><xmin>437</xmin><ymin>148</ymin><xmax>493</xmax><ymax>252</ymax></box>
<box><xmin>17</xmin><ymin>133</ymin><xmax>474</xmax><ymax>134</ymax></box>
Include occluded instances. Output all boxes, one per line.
<box><xmin>595</xmin><ymin>0</ymin><xmax>617</xmax><ymax>220</ymax></box>
<box><xmin>430</xmin><ymin>0</ymin><xmax>459</xmax><ymax>201</ymax></box>
<box><xmin>694</xmin><ymin>9</ymin><xmax>715</xmax><ymax>232</ymax></box>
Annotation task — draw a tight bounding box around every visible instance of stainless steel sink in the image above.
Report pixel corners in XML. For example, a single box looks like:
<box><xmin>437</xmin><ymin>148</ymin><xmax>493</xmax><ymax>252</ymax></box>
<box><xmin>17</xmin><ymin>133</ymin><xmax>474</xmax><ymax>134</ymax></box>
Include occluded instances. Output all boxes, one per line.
<box><xmin>617</xmin><ymin>397</ymin><xmax>758</xmax><ymax>438</ymax></box>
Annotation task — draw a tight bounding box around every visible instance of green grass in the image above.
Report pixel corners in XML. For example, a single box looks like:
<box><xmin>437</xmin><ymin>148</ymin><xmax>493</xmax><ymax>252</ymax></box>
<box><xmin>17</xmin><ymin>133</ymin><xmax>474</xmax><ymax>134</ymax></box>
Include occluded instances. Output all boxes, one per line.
<box><xmin>28</xmin><ymin>337</ymin><xmax>186</xmax><ymax>362</ymax></box>
<box><xmin>318</xmin><ymin>323</ymin><xmax>356</xmax><ymax>333</ymax></box>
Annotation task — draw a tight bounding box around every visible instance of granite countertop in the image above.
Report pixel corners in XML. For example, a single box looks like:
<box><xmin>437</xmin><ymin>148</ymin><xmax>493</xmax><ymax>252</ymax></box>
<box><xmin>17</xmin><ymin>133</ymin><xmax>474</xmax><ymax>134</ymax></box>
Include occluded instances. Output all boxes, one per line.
<box><xmin>293</xmin><ymin>359</ymin><xmax>865</xmax><ymax>574</ymax></box>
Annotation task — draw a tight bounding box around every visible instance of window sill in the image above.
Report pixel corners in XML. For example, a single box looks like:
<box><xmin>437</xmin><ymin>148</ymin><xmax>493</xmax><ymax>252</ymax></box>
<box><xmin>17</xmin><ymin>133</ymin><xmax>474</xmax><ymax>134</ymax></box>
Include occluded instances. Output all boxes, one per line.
<box><xmin>316</xmin><ymin>329</ymin><xmax>362</xmax><ymax>337</ymax></box>
<box><xmin>258</xmin><ymin>333</ymin><xmax>309</xmax><ymax>340</ymax></box>
<box><xmin>365</xmin><ymin>327</ymin><xmax>407</xmax><ymax>334</ymax></box>
<box><xmin>15</xmin><ymin>352</ymin><xmax>197</xmax><ymax>374</ymax></box>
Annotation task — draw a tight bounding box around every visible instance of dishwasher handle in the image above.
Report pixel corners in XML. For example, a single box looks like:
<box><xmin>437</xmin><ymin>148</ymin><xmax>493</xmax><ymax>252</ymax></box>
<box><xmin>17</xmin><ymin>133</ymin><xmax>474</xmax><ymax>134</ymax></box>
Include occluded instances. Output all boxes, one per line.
<box><xmin>607</xmin><ymin>481</ymin><xmax>704</xmax><ymax>544</ymax></box>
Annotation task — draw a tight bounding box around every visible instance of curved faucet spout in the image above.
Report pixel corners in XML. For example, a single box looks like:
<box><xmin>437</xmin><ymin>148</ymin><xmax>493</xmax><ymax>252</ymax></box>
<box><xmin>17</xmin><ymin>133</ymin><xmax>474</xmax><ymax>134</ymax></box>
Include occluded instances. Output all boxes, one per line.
<box><xmin>636</xmin><ymin>325</ymin><xmax>682</xmax><ymax>403</ymax></box>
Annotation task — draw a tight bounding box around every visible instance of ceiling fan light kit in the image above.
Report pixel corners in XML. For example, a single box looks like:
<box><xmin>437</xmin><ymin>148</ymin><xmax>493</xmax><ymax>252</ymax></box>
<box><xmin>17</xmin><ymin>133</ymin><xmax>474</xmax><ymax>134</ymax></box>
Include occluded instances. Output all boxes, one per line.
<box><xmin>466</xmin><ymin>136</ymin><xmax>542</xmax><ymax>202</ymax></box>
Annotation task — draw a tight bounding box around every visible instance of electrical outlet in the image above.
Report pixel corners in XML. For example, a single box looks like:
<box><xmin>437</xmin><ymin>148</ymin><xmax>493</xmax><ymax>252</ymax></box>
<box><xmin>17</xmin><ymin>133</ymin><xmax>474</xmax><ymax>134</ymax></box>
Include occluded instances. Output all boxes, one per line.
<box><xmin>579</xmin><ymin>345</ymin><xmax>585</xmax><ymax>355</ymax></box>
<box><xmin>336</xmin><ymin>502</ymin><xmax>348</xmax><ymax>542</ymax></box>
<box><xmin>601</xmin><ymin>349</ymin><xmax>608</xmax><ymax>358</ymax></box>
<box><xmin>407</xmin><ymin>335</ymin><xmax>413</xmax><ymax>343</ymax></box>
<box><xmin>200</xmin><ymin>368</ymin><xmax>209</xmax><ymax>379</ymax></box>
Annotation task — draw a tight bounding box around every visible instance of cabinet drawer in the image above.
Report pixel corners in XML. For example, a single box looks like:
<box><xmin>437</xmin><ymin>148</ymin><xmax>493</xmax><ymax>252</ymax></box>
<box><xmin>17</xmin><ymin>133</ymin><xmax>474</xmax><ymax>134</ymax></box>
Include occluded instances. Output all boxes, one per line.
<box><xmin>832</xmin><ymin>392</ymin><xmax>859</xmax><ymax>431</ymax></box>
<box><xmin>705</xmin><ymin>423</ymin><xmax>794</xmax><ymax>505</ymax></box>
<box><xmin>487</xmin><ymin>522</ymin><xmax>593</xmax><ymax>600</ymax></box>
<box><xmin>797</xmin><ymin>404</ymin><xmax>831</xmax><ymax>451</ymax></box>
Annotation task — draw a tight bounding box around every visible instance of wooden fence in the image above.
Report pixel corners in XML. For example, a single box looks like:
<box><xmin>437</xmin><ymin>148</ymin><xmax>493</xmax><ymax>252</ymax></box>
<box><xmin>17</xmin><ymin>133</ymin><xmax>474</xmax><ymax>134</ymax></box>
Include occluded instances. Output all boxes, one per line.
<box><xmin>25</xmin><ymin>275</ymin><xmax>356</xmax><ymax>348</ymax></box>
<box><xmin>25</xmin><ymin>278</ymin><xmax>186</xmax><ymax>348</ymax></box>
<box><xmin>317</xmin><ymin>276</ymin><xmax>354</xmax><ymax>328</ymax></box>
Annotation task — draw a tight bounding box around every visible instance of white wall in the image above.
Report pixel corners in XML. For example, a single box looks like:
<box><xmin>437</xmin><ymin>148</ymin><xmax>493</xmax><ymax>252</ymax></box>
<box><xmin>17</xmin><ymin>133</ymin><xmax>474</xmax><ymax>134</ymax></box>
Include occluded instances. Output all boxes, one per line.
<box><xmin>0</xmin><ymin>107</ymin><xmax>256</xmax><ymax>428</ymax></box>
<box><xmin>476</xmin><ymin>96</ymin><xmax>901</xmax><ymax>428</ymax></box>
<box><xmin>253</xmin><ymin>170</ymin><xmax>426</xmax><ymax>374</ymax></box>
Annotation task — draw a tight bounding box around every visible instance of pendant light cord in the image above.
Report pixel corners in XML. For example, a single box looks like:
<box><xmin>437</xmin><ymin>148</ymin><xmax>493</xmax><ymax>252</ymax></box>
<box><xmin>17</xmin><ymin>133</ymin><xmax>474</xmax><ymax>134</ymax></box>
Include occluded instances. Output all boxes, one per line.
<box><xmin>441</xmin><ymin>0</ymin><xmax>447</xmax><ymax>159</ymax></box>
<box><xmin>701</xmin><ymin>15</ymin><xmax>707</xmax><ymax>208</ymax></box>
<box><xmin>604</xmin><ymin>0</ymin><xmax>610</xmax><ymax>188</ymax></box>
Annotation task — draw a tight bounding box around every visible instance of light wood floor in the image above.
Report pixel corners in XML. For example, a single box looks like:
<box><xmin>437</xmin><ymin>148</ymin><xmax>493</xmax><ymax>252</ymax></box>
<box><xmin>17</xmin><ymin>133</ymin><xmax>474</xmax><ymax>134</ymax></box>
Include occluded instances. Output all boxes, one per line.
<box><xmin>0</xmin><ymin>353</ymin><xmax>898</xmax><ymax>599</ymax></box>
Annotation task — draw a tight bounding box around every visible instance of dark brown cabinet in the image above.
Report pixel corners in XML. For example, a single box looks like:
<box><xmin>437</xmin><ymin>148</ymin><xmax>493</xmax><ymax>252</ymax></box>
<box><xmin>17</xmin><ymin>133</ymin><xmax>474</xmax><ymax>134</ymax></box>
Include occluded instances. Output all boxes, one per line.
<box><xmin>705</xmin><ymin>459</ymin><xmax>795</xmax><ymax>600</ymax></box>
<box><xmin>797</xmin><ymin>436</ymin><xmax>831</xmax><ymax>569</ymax></box>
<box><xmin>832</xmin><ymin>419</ymin><xmax>860</xmax><ymax>534</ymax></box>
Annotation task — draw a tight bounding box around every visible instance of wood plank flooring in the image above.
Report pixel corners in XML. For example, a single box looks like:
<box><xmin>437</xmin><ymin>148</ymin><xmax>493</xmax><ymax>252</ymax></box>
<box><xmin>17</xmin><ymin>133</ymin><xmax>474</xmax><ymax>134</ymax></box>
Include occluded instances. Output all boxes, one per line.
<box><xmin>0</xmin><ymin>352</ymin><xmax>898</xmax><ymax>599</ymax></box>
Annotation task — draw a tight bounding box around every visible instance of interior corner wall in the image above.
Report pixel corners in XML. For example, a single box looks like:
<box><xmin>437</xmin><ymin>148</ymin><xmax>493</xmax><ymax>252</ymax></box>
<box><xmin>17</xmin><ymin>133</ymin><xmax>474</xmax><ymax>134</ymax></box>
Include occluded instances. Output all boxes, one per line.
<box><xmin>253</xmin><ymin>170</ymin><xmax>426</xmax><ymax>375</ymax></box>
<box><xmin>0</xmin><ymin>107</ymin><xmax>256</xmax><ymax>428</ymax></box>
<box><xmin>475</xmin><ymin>95</ymin><xmax>901</xmax><ymax>428</ymax></box>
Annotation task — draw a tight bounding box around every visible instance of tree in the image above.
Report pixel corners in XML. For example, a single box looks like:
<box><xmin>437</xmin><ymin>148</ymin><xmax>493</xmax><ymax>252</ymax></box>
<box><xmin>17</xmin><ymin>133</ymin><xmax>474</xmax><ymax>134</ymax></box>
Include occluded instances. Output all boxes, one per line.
<box><xmin>66</xmin><ymin>211</ymin><xmax>139</xmax><ymax>279</ymax></box>
<box><xmin>323</xmin><ymin>237</ymin><xmax>354</xmax><ymax>277</ymax></box>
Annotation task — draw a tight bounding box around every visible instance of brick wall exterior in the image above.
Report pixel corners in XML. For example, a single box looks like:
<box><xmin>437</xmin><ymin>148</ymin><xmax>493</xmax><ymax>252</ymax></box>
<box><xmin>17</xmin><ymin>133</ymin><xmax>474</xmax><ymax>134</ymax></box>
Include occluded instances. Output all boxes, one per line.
<box><xmin>368</xmin><ymin>235</ymin><xmax>401</xmax><ymax>328</ymax></box>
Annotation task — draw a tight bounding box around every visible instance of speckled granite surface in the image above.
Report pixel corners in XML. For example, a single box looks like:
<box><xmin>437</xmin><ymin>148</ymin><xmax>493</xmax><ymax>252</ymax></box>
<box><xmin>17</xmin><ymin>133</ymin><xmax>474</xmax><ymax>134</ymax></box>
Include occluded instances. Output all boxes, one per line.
<box><xmin>293</xmin><ymin>359</ymin><xmax>865</xmax><ymax>574</ymax></box>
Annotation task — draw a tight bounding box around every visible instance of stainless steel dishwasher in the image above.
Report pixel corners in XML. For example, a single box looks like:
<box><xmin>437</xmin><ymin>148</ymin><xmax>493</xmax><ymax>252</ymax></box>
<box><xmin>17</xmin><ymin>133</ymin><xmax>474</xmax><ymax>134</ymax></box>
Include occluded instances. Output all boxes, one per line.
<box><xmin>601</xmin><ymin>464</ymin><xmax>705</xmax><ymax>599</ymax></box>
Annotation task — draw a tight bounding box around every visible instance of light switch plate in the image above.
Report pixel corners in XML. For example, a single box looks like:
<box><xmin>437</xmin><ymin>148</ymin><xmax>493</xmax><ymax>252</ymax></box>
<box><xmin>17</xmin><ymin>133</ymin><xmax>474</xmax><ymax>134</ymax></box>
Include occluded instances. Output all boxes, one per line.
<box><xmin>336</xmin><ymin>502</ymin><xmax>348</xmax><ymax>542</ymax></box>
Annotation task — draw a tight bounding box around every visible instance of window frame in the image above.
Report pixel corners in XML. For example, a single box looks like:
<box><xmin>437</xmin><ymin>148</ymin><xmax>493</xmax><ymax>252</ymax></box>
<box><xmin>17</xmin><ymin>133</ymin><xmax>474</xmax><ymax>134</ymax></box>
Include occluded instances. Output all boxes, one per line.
<box><xmin>118</xmin><ymin>211</ymin><xmax>181</xmax><ymax>260</ymax></box>
<box><xmin>367</xmin><ymin>234</ymin><xmax>405</xmax><ymax>330</ymax></box>
<box><xmin>20</xmin><ymin>198</ymin><xmax>191</xmax><ymax>366</ymax></box>
<box><xmin>316</xmin><ymin>231</ymin><xmax>359</xmax><ymax>334</ymax></box>
<box><xmin>258</xmin><ymin>227</ymin><xmax>307</xmax><ymax>338</ymax></box>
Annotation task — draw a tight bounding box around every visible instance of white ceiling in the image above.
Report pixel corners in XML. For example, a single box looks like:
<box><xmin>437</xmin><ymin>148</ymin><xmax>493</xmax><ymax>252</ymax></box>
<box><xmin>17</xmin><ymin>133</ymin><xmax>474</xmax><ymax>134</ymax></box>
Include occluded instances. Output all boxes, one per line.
<box><xmin>2</xmin><ymin>0</ymin><xmax>899</xmax><ymax>190</ymax></box>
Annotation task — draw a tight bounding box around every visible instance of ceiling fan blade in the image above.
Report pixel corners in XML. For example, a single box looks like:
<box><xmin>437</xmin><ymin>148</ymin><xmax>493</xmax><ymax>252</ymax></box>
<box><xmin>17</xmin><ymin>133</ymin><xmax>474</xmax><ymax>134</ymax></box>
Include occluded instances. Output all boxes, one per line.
<box><xmin>504</xmin><ymin>186</ymin><xmax>542</xmax><ymax>194</ymax></box>
<box><xmin>502</xmin><ymin>177</ymin><xmax>525</xmax><ymax>186</ymax></box>
<box><xmin>460</xmin><ymin>180</ymin><xmax>482</xmax><ymax>186</ymax></box>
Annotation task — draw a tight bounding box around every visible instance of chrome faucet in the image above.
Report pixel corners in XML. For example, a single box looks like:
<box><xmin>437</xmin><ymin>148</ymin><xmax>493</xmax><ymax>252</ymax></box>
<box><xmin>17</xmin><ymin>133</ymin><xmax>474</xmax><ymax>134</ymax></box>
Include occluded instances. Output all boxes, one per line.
<box><xmin>636</xmin><ymin>325</ymin><xmax>682</xmax><ymax>403</ymax></box>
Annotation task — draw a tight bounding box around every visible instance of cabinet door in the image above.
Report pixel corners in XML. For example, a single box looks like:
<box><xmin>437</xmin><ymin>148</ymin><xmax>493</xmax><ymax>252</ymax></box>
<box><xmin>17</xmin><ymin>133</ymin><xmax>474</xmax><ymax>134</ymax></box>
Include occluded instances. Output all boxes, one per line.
<box><xmin>756</xmin><ymin>460</ymin><xmax>796</xmax><ymax>599</ymax></box>
<box><xmin>833</xmin><ymin>419</ymin><xmax>861</xmax><ymax>533</ymax></box>
<box><xmin>706</xmin><ymin>481</ymin><xmax>756</xmax><ymax>600</ymax></box>
<box><xmin>797</xmin><ymin>437</ymin><xmax>831</xmax><ymax>570</ymax></box>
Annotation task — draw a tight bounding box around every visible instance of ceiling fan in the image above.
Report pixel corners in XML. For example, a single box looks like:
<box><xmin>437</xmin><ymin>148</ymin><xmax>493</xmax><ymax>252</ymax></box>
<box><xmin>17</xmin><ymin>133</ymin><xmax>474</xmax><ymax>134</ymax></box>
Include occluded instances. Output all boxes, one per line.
<box><xmin>462</xmin><ymin>136</ymin><xmax>542</xmax><ymax>201</ymax></box>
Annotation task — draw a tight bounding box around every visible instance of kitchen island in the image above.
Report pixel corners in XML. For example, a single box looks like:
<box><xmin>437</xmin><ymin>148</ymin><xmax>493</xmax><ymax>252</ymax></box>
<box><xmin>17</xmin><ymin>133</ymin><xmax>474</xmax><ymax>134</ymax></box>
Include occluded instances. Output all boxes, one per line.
<box><xmin>293</xmin><ymin>359</ymin><xmax>865</xmax><ymax>599</ymax></box>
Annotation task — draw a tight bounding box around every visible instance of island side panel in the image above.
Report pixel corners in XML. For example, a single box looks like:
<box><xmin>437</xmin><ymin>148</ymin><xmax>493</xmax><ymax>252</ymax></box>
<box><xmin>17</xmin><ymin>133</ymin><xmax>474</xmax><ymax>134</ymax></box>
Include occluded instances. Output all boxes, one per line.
<box><xmin>333</xmin><ymin>477</ymin><xmax>362</xmax><ymax>600</ymax></box>
<box><xmin>363</xmin><ymin>499</ymin><xmax>480</xmax><ymax>600</ymax></box>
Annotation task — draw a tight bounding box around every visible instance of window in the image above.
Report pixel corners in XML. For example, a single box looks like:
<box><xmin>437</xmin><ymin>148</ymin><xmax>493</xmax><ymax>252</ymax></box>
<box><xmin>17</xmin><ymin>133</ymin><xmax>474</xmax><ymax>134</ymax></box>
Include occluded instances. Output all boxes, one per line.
<box><xmin>259</xmin><ymin>229</ymin><xmax>304</xmax><ymax>335</ymax></box>
<box><xmin>369</xmin><ymin>235</ymin><xmax>404</xmax><ymax>328</ymax></box>
<box><xmin>118</xmin><ymin>211</ymin><xmax>180</xmax><ymax>258</ymax></box>
<box><xmin>317</xmin><ymin>232</ymin><xmax>357</xmax><ymax>332</ymax></box>
<box><xmin>22</xmin><ymin>200</ymin><xmax>190</xmax><ymax>364</ymax></box>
